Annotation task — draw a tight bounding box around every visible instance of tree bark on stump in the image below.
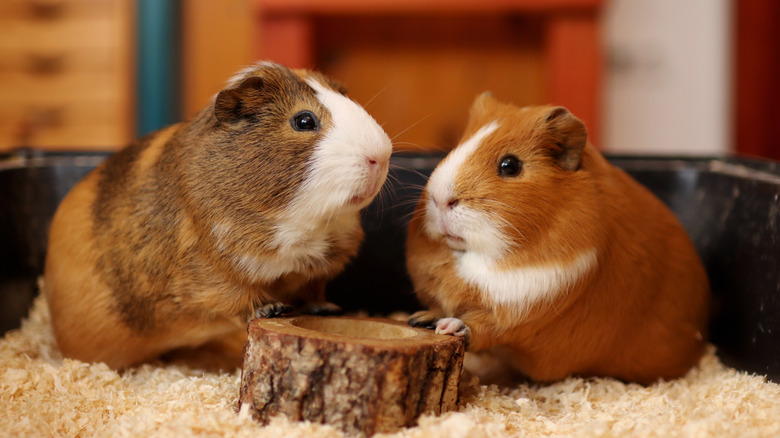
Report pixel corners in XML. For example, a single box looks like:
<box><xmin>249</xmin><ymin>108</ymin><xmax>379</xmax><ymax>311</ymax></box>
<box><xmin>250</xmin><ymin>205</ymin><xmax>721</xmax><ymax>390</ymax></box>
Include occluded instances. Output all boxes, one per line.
<box><xmin>239</xmin><ymin>316</ymin><xmax>466</xmax><ymax>436</ymax></box>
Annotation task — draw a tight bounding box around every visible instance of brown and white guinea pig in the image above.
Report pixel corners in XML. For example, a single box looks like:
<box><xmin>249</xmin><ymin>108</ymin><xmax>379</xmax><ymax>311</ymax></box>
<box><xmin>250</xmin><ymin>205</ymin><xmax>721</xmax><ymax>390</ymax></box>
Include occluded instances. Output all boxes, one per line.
<box><xmin>406</xmin><ymin>93</ymin><xmax>710</xmax><ymax>384</ymax></box>
<box><xmin>44</xmin><ymin>61</ymin><xmax>393</xmax><ymax>369</ymax></box>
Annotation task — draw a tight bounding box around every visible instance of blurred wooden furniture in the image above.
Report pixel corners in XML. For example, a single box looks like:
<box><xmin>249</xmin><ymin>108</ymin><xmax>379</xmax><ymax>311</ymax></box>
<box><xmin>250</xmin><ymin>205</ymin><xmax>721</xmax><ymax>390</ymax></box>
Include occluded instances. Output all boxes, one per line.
<box><xmin>0</xmin><ymin>0</ymin><xmax>134</xmax><ymax>151</ymax></box>
<box><xmin>252</xmin><ymin>0</ymin><xmax>603</xmax><ymax>150</ymax></box>
<box><xmin>735</xmin><ymin>0</ymin><xmax>780</xmax><ymax>160</ymax></box>
<box><xmin>181</xmin><ymin>0</ymin><xmax>253</xmax><ymax>119</ymax></box>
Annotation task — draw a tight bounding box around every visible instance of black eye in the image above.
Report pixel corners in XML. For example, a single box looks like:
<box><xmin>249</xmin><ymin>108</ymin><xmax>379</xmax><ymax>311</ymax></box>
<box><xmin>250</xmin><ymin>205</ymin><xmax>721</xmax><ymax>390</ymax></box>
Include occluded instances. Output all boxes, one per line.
<box><xmin>291</xmin><ymin>111</ymin><xmax>319</xmax><ymax>132</ymax></box>
<box><xmin>498</xmin><ymin>155</ymin><xmax>523</xmax><ymax>177</ymax></box>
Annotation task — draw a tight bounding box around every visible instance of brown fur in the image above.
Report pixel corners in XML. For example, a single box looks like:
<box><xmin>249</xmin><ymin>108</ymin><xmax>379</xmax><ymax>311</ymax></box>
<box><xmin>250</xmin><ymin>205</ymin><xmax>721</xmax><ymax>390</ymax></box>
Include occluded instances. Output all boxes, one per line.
<box><xmin>44</xmin><ymin>63</ymin><xmax>379</xmax><ymax>369</ymax></box>
<box><xmin>406</xmin><ymin>94</ymin><xmax>710</xmax><ymax>384</ymax></box>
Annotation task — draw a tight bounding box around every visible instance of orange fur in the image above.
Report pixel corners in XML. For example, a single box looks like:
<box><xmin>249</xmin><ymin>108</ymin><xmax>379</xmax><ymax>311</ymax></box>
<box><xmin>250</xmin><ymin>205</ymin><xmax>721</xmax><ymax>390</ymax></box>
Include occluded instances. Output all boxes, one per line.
<box><xmin>406</xmin><ymin>94</ymin><xmax>710</xmax><ymax>384</ymax></box>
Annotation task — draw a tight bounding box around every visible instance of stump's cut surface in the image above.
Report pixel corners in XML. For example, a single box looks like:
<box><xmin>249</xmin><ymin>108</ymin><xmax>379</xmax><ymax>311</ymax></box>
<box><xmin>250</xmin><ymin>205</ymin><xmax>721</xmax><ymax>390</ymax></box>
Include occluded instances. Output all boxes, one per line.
<box><xmin>239</xmin><ymin>316</ymin><xmax>465</xmax><ymax>436</ymax></box>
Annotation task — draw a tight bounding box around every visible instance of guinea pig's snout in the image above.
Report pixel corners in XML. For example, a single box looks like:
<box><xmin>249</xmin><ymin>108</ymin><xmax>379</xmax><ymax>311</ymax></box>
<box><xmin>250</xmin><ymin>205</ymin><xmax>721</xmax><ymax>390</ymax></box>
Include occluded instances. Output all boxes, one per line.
<box><xmin>365</xmin><ymin>155</ymin><xmax>382</xmax><ymax>174</ymax></box>
<box><xmin>367</xmin><ymin>150</ymin><xmax>390</xmax><ymax>178</ymax></box>
<box><xmin>431</xmin><ymin>195</ymin><xmax>459</xmax><ymax>212</ymax></box>
<box><xmin>426</xmin><ymin>194</ymin><xmax>468</xmax><ymax>250</ymax></box>
<box><xmin>351</xmin><ymin>153</ymin><xmax>389</xmax><ymax>204</ymax></box>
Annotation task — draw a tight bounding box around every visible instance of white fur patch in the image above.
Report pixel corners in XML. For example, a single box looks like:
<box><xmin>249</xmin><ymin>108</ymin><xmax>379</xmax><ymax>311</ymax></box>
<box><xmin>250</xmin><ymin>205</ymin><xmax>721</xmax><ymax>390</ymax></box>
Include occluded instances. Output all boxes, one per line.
<box><xmin>269</xmin><ymin>77</ymin><xmax>391</xmax><ymax>277</ymax></box>
<box><xmin>213</xmin><ymin>70</ymin><xmax>392</xmax><ymax>283</ymax></box>
<box><xmin>455</xmin><ymin>249</ymin><xmax>598</xmax><ymax>316</ymax></box>
<box><xmin>211</xmin><ymin>217</ymin><xmax>359</xmax><ymax>283</ymax></box>
<box><xmin>427</xmin><ymin>121</ymin><xmax>499</xmax><ymax>206</ymax></box>
<box><xmin>210</xmin><ymin>221</ymin><xmax>233</xmax><ymax>252</ymax></box>
<box><xmin>282</xmin><ymin>78</ymin><xmax>392</xmax><ymax>220</ymax></box>
<box><xmin>424</xmin><ymin>201</ymin><xmax>507</xmax><ymax>256</ymax></box>
<box><xmin>424</xmin><ymin>121</ymin><xmax>505</xmax><ymax>256</ymax></box>
<box><xmin>235</xmin><ymin>78</ymin><xmax>392</xmax><ymax>280</ymax></box>
<box><xmin>231</xmin><ymin>245</ymin><xmax>325</xmax><ymax>283</ymax></box>
<box><xmin>207</xmin><ymin>66</ymin><xmax>392</xmax><ymax>284</ymax></box>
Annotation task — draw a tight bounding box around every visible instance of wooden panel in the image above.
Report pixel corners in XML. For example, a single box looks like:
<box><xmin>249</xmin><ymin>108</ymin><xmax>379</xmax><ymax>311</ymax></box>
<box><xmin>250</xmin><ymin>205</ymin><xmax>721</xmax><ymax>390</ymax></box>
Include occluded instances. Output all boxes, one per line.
<box><xmin>0</xmin><ymin>46</ymin><xmax>118</xmax><ymax>75</ymax></box>
<box><xmin>256</xmin><ymin>0</ymin><xmax>602</xmax><ymax>14</ymax></box>
<box><xmin>0</xmin><ymin>98</ymin><xmax>128</xmax><ymax>150</ymax></box>
<box><xmin>181</xmin><ymin>0</ymin><xmax>253</xmax><ymax>119</ymax></box>
<box><xmin>256</xmin><ymin>15</ymin><xmax>313</xmax><ymax>70</ymax></box>
<box><xmin>316</xmin><ymin>16</ymin><xmax>546</xmax><ymax>151</ymax></box>
<box><xmin>0</xmin><ymin>0</ymin><xmax>115</xmax><ymax>20</ymax></box>
<box><xmin>734</xmin><ymin>0</ymin><xmax>780</xmax><ymax>160</ymax></box>
<box><xmin>545</xmin><ymin>12</ymin><xmax>602</xmax><ymax>147</ymax></box>
<box><xmin>0</xmin><ymin>17</ymin><xmax>118</xmax><ymax>49</ymax></box>
<box><xmin>0</xmin><ymin>49</ymin><xmax>121</xmax><ymax>100</ymax></box>
<box><xmin>252</xmin><ymin>0</ymin><xmax>603</xmax><ymax>152</ymax></box>
<box><xmin>0</xmin><ymin>0</ymin><xmax>134</xmax><ymax>151</ymax></box>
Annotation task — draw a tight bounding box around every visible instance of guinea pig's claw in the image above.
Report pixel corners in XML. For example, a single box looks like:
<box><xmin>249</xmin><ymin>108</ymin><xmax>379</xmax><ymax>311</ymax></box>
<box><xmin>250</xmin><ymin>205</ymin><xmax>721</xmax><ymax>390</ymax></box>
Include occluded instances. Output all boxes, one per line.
<box><xmin>254</xmin><ymin>303</ymin><xmax>294</xmax><ymax>319</ymax></box>
<box><xmin>301</xmin><ymin>302</ymin><xmax>343</xmax><ymax>316</ymax></box>
<box><xmin>435</xmin><ymin>317</ymin><xmax>471</xmax><ymax>347</ymax></box>
<box><xmin>408</xmin><ymin>311</ymin><xmax>438</xmax><ymax>330</ymax></box>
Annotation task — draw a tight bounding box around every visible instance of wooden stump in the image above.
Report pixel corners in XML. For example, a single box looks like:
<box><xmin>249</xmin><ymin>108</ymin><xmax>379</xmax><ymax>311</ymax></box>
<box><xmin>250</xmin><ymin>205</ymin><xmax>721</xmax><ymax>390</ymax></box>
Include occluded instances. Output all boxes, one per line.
<box><xmin>239</xmin><ymin>315</ymin><xmax>466</xmax><ymax>436</ymax></box>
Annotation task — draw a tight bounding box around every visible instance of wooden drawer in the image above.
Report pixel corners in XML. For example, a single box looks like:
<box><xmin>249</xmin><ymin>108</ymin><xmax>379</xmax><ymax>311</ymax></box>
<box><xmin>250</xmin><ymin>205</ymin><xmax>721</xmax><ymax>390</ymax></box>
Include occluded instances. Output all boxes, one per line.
<box><xmin>0</xmin><ymin>14</ymin><xmax>118</xmax><ymax>51</ymax></box>
<box><xmin>0</xmin><ymin>0</ymin><xmax>134</xmax><ymax>151</ymax></box>
<box><xmin>0</xmin><ymin>46</ymin><xmax>117</xmax><ymax>78</ymax></box>
<box><xmin>0</xmin><ymin>48</ymin><xmax>121</xmax><ymax>100</ymax></box>
<box><xmin>0</xmin><ymin>0</ymin><xmax>114</xmax><ymax>22</ymax></box>
<box><xmin>0</xmin><ymin>97</ymin><xmax>129</xmax><ymax>150</ymax></box>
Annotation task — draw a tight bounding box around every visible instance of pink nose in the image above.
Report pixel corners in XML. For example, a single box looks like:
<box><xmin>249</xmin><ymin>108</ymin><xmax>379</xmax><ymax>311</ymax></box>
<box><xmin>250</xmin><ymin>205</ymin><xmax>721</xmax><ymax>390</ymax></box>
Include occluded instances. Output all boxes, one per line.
<box><xmin>359</xmin><ymin>155</ymin><xmax>388</xmax><ymax>198</ymax></box>
<box><xmin>432</xmin><ymin>196</ymin><xmax>459</xmax><ymax>211</ymax></box>
<box><xmin>365</xmin><ymin>155</ymin><xmax>388</xmax><ymax>179</ymax></box>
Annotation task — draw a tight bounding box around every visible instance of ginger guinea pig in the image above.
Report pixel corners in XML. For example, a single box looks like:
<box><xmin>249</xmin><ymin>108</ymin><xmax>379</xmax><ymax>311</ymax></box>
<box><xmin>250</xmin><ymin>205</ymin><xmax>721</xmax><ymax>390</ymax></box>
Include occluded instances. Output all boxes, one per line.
<box><xmin>407</xmin><ymin>93</ymin><xmax>709</xmax><ymax>384</ymax></box>
<box><xmin>44</xmin><ymin>62</ymin><xmax>392</xmax><ymax>369</ymax></box>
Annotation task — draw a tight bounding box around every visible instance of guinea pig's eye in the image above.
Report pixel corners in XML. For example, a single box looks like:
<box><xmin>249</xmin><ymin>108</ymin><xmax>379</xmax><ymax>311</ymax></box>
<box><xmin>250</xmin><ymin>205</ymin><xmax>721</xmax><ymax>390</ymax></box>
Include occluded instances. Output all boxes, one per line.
<box><xmin>498</xmin><ymin>155</ymin><xmax>523</xmax><ymax>177</ymax></box>
<box><xmin>291</xmin><ymin>111</ymin><xmax>319</xmax><ymax>132</ymax></box>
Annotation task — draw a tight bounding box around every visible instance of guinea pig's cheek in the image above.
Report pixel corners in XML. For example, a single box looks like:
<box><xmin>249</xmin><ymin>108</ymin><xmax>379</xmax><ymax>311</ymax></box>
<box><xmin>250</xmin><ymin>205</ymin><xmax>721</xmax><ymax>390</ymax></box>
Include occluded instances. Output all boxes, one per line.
<box><xmin>462</xmin><ymin>209</ymin><xmax>507</xmax><ymax>257</ymax></box>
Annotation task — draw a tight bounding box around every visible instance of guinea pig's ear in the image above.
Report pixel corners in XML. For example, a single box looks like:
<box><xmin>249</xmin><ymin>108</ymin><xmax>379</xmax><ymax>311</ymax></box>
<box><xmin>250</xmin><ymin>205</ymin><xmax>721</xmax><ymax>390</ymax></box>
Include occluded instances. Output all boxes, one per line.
<box><xmin>214</xmin><ymin>76</ymin><xmax>265</xmax><ymax>125</ymax></box>
<box><xmin>470</xmin><ymin>91</ymin><xmax>496</xmax><ymax>114</ymax></box>
<box><xmin>544</xmin><ymin>106</ymin><xmax>587</xmax><ymax>171</ymax></box>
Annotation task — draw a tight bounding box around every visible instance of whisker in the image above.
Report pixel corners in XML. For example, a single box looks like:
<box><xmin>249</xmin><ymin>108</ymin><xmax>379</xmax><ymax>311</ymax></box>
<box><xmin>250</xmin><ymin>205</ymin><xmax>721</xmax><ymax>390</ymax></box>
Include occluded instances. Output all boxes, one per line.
<box><xmin>392</xmin><ymin>196</ymin><xmax>425</xmax><ymax>210</ymax></box>
<box><xmin>481</xmin><ymin>198</ymin><xmax>533</xmax><ymax>221</ymax></box>
<box><xmin>390</xmin><ymin>113</ymin><xmax>435</xmax><ymax>142</ymax></box>
<box><xmin>387</xmin><ymin>179</ymin><xmax>428</xmax><ymax>192</ymax></box>
<box><xmin>395</xmin><ymin>208</ymin><xmax>421</xmax><ymax>227</ymax></box>
<box><xmin>392</xmin><ymin>142</ymin><xmax>431</xmax><ymax>152</ymax></box>
<box><xmin>487</xmin><ymin>212</ymin><xmax>526</xmax><ymax>243</ymax></box>
<box><xmin>387</xmin><ymin>167</ymin><xmax>431</xmax><ymax>185</ymax></box>
<box><xmin>385</xmin><ymin>170</ymin><xmax>403</xmax><ymax>186</ymax></box>
<box><xmin>363</xmin><ymin>82</ymin><xmax>391</xmax><ymax>109</ymax></box>
<box><xmin>377</xmin><ymin>180</ymin><xmax>397</xmax><ymax>211</ymax></box>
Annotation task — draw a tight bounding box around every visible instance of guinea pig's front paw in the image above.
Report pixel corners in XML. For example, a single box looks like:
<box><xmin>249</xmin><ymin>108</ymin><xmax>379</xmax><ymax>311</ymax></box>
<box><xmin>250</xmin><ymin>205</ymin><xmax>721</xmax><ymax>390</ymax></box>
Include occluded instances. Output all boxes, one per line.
<box><xmin>435</xmin><ymin>317</ymin><xmax>471</xmax><ymax>344</ymax></box>
<box><xmin>301</xmin><ymin>302</ymin><xmax>343</xmax><ymax>316</ymax></box>
<box><xmin>408</xmin><ymin>310</ymin><xmax>440</xmax><ymax>330</ymax></box>
<box><xmin>254</xmin><ymin>302</ymin><xmax>294</xmax><ymax>319</ymax></box>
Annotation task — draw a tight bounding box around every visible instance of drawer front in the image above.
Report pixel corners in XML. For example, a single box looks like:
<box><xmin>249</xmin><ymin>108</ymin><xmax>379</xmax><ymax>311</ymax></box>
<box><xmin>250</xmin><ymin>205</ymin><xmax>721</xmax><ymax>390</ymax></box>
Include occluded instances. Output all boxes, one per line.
<box><xmin>0</xmin><ymin>46</ymin><xmax>117</xmax><ymax>78</ymax></box>
<box><xmin>0</xmin><ymin>0</ymin><xmax>114</xmax><ymax>22</ymax></box>
<box><xmin>0</xmin><ymin>97</ymin><xmax>130</xmax><ymax>149</ymax></box>
<box><xmin>0</xmin><ymin>47</ymin><xmax>122</xmax><ymax>100</ymax></box>
<box><xmin>0</xmin><ymin>0</ymin><xmax>134</xmax><ymax>151</ymax></box>
<box><xmin>0</xmin><ymin>16</ymin><xmax>119</xmax><ymax>50</ymax></box>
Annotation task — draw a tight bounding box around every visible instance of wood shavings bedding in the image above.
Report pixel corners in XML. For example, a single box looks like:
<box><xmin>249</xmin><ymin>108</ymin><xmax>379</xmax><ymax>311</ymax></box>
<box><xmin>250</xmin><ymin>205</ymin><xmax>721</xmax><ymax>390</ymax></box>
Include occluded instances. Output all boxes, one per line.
<box><xmin>2</xmin><ymin>294</ymin><xmax>779</xmax><ymax>437</ymax></box>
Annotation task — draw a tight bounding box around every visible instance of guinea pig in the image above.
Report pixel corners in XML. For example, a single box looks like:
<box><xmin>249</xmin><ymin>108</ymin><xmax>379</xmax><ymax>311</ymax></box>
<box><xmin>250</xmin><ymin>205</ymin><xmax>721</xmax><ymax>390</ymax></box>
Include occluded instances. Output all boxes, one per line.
<box><xmin>406</xmin><ymin>93</ymin><xmax>710</xmax><ymax>384</ymax></box>
<box><xmin>44</xmin><ymin>61</ymin><xmax>393</xmax><ymax>369</ymax></box>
